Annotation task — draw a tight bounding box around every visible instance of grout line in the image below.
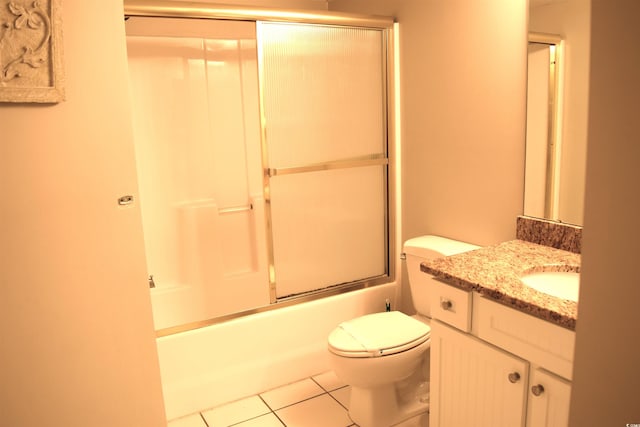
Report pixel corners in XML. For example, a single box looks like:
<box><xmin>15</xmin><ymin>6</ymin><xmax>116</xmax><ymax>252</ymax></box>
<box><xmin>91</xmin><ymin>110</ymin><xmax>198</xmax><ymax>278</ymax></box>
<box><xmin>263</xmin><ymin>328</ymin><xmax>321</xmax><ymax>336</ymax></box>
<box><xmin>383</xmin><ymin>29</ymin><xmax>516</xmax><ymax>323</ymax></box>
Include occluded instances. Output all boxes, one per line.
<box><xmin>198</xmin><ymin>412</ymin><xmax>210</xmax><ymax>427</ymax></box>
<box><xmin>226</xmin><ymin>409</ymin><xmax>279</xmax><ymax>427</ymax></box>
<box><xmin>327</xmin><ymin>388</ymin><xmax>349</xmax><ymax>411</ymax></box>
<box><xmin>272</xmin><ymin>410</ymin><xmax>287</xmax><ymax>427</ymax></box>
<box><xmin>270</xmin><ymin>390</ymin><xmax>329</xmax><ymax>412</ymax></box>
<box><xmin>257</xmin><ymin>394</ymin><xmax>275</xmax><ymax>412</ymax></box>
<box><xmin>311</xmin><ymin>373</ymin><xmax>350</xmax><ymax>394</ymax></box>
<box><xmin>247</xmin><ymin>393</ymin><xmax>287</xmax><ymax>426</ymax></box>
<box><xmin>199</xmin><ymin>398</ymin><xmax>273</xmax><ymax>427</ymax></box>
<box><xmin>257</xmin><ymin>393</ymin><xmax>288</xmax><ymax>427</ymax></box>
<box><xmin>256</xmin><ymin>393</ymin><xmax>287</xmax><ymax>427</ymax></box>
<box><xmin>309</xmin><ymin>375</ymin><xmax>326</xmax><ymax>391</ymax></box>
<box><xmin>185</xmin><ymin>374</ymin><xmax>353</xmax><ymax>427</ymax></box>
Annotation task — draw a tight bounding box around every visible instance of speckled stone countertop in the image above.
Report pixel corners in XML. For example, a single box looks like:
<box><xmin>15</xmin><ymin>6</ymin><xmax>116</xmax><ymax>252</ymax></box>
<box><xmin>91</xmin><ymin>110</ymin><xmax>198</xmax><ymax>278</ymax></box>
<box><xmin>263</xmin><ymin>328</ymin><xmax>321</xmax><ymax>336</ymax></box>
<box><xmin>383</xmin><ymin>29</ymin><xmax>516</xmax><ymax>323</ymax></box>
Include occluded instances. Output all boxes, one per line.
<box><xmin>420</xmin><ymin>240</ymin><xmax>580</xmax><ymax>330</ymax></box>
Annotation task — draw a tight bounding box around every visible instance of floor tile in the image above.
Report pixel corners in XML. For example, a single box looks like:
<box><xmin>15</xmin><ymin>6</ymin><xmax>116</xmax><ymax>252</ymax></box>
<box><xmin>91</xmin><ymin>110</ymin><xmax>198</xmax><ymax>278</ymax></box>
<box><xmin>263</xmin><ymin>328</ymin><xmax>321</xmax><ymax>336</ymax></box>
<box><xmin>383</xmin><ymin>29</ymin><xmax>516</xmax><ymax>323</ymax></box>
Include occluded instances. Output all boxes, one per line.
<box><xmin>260</xmin><ymin>378</ymin><xmax>325</xmax><ymax>410</ymax></box>
<box><xmin>233</xmin><ymin>413</ymin><xmax>286</xmax><ymax>427</ymax></box>
<box><xmin>312</xmin><ymin>371</ymin><xmax>347</xmax><ymax>392</ymax></box>
<box><xmin>167</xmin><ymin>413</ymin><xmax>207</xmax><ymax>427</ymax></box>
<box><xmin>202</xmin><ymin>395</ymin><xmax>271</xmax><ymax>426</ymax></box>
<box><xmin>330</xmin><ymin>386</ymin><xmax>351</xmax><ymax>409</ymax></box>
<box><xmin>393</xmin><ymin>413</ymin><xmax>428</xmax><ymax>427</ymax></box>
<box><xmin>276</xmin><ymin>394</ymin><xmax>354</xmax><ymax>427</ymax></box>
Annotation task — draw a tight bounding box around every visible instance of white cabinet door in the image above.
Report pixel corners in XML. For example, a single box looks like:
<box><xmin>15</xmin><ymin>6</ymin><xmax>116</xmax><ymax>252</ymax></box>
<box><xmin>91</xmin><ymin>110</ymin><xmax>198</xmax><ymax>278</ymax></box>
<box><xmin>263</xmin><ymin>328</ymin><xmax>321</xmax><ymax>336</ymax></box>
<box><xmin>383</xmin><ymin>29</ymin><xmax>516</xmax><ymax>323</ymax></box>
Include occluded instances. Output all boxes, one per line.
<box><xmin>526</xmin><ymin>368</ymin><xmax>572</xmax><ymax>427</ymax></box>
<box><xmin>430</xmin><ymin>320</ymin><xmax>528</xmax><ymax>427</ymax></box>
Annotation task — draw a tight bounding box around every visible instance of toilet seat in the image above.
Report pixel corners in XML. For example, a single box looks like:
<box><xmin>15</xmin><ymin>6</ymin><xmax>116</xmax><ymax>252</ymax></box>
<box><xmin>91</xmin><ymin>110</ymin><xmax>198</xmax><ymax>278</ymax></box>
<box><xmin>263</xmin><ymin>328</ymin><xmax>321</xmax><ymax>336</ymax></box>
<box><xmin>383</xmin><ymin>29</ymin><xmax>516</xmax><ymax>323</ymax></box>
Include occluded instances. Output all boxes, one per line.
<box><xmin>328</xmin><ymin>311</ymin><xmax>431</xmax><ymax>358</ymax></box>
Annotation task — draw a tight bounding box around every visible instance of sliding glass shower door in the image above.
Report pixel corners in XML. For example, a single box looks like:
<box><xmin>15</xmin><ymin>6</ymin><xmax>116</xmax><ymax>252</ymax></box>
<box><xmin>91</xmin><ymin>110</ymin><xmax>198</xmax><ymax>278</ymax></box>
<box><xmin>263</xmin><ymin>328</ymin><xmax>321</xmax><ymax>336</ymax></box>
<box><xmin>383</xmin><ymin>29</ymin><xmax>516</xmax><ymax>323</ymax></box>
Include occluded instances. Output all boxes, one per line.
<box><xmin>258</xmin><ymin>23</ymin><xmax>389</xmax><ymax>300</ymax></box>
<box><xmin>126</xmin><ymin>17</ymin><xmax>391</xmax><ymax>331</ymax></box>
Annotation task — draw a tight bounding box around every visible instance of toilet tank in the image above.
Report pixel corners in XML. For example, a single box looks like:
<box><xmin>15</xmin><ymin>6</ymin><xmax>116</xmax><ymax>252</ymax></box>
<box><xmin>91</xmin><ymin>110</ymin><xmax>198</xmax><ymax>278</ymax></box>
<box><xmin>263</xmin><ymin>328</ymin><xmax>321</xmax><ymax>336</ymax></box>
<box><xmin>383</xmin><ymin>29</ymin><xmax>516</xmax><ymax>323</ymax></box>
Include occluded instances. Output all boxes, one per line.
<box><xmin>403</xmin><ymin>235</ymin><xmax>479</xmax><ymax>318</ymax></box>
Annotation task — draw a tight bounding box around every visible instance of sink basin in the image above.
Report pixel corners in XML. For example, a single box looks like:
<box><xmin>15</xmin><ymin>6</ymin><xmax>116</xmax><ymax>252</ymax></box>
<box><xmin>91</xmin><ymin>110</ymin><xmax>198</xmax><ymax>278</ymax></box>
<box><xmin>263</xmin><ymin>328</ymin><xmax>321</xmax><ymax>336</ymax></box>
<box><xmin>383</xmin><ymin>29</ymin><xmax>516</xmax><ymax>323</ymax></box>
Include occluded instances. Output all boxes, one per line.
<box><xmin>520</xmin><ymin>268</ymin><xmax>580</xmax><ymax>302</ymax></box>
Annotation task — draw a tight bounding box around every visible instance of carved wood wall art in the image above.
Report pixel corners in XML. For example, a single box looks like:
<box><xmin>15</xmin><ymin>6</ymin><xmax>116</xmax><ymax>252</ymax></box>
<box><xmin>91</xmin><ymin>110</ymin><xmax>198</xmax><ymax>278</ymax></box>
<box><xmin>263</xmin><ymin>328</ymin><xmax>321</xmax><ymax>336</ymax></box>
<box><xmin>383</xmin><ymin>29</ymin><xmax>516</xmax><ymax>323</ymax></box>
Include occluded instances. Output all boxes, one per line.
<box><xmin>0</xmin><ymin>0</ymin><xmax>64</xmax><ymax>103</ymax></box>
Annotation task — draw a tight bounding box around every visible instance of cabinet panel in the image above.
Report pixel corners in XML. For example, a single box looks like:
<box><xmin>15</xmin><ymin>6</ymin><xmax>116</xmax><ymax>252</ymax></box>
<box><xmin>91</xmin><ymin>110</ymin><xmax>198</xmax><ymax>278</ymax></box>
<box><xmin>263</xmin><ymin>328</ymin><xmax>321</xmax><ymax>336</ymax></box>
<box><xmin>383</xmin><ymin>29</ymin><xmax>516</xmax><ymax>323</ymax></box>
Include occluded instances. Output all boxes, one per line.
<box><xmin>430</xmin><ymin>280</ymin><xmax>472</xmax><ymax>332</ymax></box>
<box><xmin>430</xmin><ymin>320</ymin><xmax>528</xmax><ymax>427</ymax></box>
<box><xmin>527</xmin><ymin>368</ymin><xmax>571</xmax><ymax>427</ymax></box>
<box><xmin>473</xmin><ymin>293</ymin><xmax>575</xmax><ymax>380</ymax></box>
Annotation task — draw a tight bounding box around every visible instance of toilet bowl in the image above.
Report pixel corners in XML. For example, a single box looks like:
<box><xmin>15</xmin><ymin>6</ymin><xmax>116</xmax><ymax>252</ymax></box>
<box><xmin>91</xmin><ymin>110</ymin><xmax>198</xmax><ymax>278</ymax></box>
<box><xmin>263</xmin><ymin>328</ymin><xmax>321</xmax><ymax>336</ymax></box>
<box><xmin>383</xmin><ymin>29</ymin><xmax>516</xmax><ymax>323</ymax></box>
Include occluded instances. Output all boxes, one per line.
<box><xmin>328</xmin><ymin>311</ymin><xmax>430</xmax><ymax>427</ymax></box>
<box><xmin>327</xmin><ymin>236</ymin><xmax>479</xmax><ymax>427</ymax></box>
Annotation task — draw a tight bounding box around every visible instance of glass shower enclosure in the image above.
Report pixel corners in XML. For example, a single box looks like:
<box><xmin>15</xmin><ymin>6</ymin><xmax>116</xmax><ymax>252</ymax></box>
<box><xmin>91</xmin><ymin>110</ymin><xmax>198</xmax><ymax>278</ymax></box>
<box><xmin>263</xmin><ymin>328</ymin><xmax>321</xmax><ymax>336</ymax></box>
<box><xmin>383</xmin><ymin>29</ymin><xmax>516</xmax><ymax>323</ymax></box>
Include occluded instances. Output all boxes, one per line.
<box><xmin>125</xmin><ymin>14</ymin><xmax>391</xmax><ymax>332</ymax></box>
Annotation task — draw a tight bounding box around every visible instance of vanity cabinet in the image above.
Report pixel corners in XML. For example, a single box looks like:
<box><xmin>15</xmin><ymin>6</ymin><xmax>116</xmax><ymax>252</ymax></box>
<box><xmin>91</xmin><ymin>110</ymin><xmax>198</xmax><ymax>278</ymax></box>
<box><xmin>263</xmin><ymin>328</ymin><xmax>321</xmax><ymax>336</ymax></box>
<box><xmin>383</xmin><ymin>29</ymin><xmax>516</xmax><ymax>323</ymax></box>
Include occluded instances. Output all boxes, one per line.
<box><xmin>430</xmin><ymin>320</ymin><xmax>529</xmax><ymax>426</ymax></box>
<box><xmin>429</xmin><ymin>283</ymin><xmax>575</xmax><ymax>427</ymax></box>
<box><xmin>526</xmin><ymin>367</ymin><xmax>572</xmax><ymax>426</ymax></box>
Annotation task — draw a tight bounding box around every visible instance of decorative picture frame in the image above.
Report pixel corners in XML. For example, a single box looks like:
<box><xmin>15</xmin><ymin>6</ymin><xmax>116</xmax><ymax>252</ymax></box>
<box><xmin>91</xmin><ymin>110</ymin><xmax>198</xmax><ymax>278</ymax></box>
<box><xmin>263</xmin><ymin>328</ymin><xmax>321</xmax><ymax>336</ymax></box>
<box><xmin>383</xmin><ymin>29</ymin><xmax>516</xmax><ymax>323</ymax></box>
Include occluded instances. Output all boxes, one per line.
<box><xmin>0</xmin><ymin>0</ymin><xmax>64</xmax><ymax>103</ymax></box>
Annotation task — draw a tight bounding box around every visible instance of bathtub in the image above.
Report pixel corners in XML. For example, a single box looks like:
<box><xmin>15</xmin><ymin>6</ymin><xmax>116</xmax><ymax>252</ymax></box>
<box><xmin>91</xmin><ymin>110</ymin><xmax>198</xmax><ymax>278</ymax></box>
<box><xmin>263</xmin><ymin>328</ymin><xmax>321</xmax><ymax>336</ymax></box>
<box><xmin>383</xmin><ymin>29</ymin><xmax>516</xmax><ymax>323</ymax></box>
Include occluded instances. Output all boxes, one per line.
<box><xmin>156</xmin><ymin>282</ymin><xmax>398</xmax><ymax>420</ymax></box>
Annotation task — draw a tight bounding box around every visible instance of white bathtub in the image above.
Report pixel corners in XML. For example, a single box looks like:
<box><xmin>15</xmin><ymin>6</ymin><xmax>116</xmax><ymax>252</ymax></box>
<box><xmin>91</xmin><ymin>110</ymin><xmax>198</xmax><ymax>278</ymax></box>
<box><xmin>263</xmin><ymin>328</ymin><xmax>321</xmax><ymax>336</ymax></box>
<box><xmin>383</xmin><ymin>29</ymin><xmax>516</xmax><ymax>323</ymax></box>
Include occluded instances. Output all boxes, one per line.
<box><xmin>156</xmin><ymin>282</ymin><xmax>398</xmax><ymax>420</ymax></box>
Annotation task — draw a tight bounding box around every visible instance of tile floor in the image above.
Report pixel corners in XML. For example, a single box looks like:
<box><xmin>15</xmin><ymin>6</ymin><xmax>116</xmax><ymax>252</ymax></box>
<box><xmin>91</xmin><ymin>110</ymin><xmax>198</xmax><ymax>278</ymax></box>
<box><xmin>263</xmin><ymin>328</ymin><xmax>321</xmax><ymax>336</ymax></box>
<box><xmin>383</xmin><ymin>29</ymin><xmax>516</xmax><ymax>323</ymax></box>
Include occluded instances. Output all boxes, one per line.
<box><xmin>167</xmin><ymin>371</ymin><xmax>428</xmax><ymax>427</ymax></box>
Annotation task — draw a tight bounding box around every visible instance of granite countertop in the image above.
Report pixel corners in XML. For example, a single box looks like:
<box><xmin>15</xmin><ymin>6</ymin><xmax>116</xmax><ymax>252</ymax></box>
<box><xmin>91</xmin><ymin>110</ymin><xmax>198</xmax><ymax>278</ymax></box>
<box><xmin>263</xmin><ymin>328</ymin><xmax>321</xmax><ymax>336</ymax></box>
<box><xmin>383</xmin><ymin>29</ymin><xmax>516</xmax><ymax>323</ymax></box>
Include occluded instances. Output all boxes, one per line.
<box><xmin>420</xmin><ymin>239</ymin><xmax>580</xmax><ymax>330</ymax></box>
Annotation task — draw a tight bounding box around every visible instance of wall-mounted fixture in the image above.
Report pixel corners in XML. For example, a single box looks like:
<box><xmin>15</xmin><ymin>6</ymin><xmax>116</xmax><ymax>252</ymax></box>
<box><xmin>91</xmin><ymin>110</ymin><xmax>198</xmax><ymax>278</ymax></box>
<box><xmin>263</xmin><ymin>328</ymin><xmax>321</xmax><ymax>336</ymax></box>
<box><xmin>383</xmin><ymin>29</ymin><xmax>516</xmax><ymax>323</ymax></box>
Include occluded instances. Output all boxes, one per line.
<box><xmin>0</xmin><ymin>0</ymin><xmax>65</xmax><ymax>103</ymax></box>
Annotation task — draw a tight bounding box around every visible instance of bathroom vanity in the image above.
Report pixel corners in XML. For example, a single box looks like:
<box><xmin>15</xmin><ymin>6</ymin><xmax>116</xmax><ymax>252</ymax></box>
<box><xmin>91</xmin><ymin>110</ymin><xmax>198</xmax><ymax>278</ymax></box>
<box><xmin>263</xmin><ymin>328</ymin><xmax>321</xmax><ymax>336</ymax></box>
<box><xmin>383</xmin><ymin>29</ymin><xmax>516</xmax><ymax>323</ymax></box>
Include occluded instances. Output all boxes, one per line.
<box><xmin>421</xmin><ymin>239</ymin><xmax>579</xmax><ymax>427</ymax></box>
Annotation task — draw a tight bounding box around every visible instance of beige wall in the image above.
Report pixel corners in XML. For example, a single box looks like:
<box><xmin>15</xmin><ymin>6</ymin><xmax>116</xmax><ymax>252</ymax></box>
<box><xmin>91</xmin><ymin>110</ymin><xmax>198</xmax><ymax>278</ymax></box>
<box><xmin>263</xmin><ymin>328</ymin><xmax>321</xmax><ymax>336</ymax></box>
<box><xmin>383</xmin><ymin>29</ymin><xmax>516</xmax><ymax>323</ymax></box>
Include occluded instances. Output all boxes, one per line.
<box><xmin>0</xmin><ymin>2</ymin><xmax>166</xmax><ymax>426</ymax></box>
<box><xmin>569</xmin><ymin>0</ymin><xmax>640</xmax><ymax>424</ymax></box>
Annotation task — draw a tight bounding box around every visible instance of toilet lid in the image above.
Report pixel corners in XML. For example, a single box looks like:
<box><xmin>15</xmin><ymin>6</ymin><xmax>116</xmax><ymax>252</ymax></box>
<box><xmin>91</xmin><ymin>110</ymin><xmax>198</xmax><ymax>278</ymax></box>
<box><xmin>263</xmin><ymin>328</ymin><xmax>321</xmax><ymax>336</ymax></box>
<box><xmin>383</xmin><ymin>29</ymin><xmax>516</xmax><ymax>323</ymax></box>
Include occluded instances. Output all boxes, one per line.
<box><xmin>328</xmin><ymin>311</ymin><xmax>430</xmax><ymax>358</ymax></box>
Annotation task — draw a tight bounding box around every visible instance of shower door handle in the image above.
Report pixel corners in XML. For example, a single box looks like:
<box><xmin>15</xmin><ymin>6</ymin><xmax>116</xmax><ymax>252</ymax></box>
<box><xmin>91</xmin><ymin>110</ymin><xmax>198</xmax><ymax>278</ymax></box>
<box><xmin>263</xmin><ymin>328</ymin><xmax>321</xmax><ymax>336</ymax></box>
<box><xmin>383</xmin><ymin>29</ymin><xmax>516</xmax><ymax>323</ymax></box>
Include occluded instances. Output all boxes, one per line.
<box><xmin>218</xmin><ymin>204</ymin><xmax>253</xmax><ymax>214</ymax></box>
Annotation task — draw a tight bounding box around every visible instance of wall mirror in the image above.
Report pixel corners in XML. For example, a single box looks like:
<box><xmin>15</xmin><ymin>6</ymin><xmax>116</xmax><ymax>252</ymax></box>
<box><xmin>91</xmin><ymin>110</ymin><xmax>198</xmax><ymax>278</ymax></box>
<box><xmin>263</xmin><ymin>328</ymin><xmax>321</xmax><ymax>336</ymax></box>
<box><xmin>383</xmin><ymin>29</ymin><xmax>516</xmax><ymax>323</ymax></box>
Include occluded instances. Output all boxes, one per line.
<box><xmin>524</xmin><ymin>0</ymin><xmax>590</xmax><ymax>226</ymax></box>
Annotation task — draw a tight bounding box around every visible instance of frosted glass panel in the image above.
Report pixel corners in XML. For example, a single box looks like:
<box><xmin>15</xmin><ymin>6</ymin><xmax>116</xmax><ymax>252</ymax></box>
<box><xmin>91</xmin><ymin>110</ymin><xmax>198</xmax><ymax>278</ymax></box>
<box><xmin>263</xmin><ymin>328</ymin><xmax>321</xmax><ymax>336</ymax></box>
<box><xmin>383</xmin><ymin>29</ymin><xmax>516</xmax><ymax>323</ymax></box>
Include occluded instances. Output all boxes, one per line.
<box><xmin>270</xmin><ymin>166</ymin><xmax>386</xmax><ymax>298</ymax></box>
<box><xmin>259</xmin><ymin>23</ymin><xmax>386</xmax><ymax>167</ymax></box>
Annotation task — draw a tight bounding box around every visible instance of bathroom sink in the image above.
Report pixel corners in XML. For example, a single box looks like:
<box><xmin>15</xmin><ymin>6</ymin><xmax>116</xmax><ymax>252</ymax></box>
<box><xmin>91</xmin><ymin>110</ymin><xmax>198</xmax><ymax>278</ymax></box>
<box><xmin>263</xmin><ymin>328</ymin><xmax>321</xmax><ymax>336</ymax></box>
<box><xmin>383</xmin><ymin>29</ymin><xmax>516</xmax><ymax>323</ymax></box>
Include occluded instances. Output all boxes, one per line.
<box><xmin>520</xmin><ymin>269</ymin><xmax>580</xmax><ymax>302</ymax></box>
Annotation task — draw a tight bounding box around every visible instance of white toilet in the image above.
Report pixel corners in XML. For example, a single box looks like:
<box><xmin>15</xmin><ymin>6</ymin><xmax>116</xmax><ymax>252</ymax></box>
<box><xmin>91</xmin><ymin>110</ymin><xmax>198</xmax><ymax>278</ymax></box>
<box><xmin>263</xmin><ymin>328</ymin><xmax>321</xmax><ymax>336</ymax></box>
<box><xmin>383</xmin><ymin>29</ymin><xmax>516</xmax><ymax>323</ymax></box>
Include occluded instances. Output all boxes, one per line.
<box><xmin>327</xmin><ymin>235</ymin><xmax>479</xmax><ymax>427</ymax></box>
